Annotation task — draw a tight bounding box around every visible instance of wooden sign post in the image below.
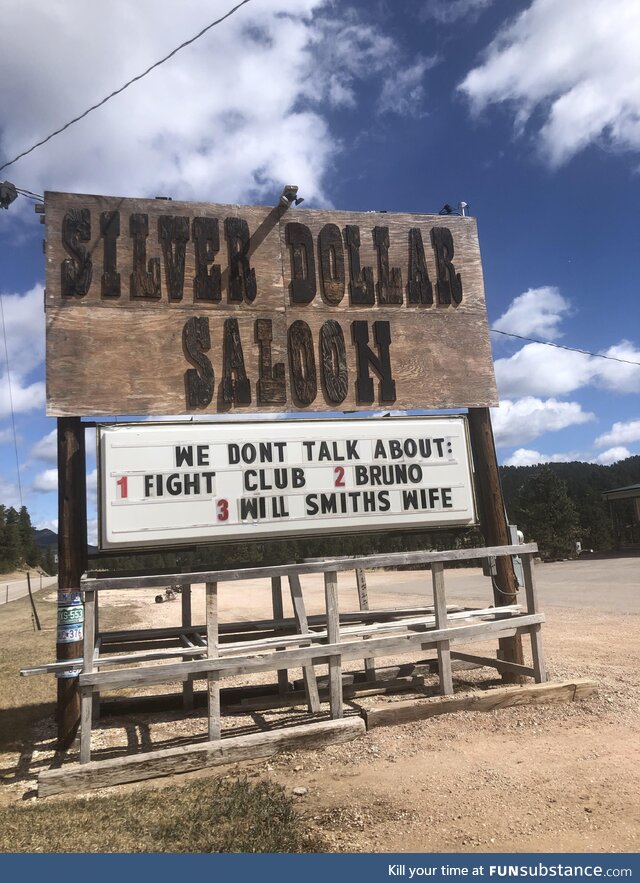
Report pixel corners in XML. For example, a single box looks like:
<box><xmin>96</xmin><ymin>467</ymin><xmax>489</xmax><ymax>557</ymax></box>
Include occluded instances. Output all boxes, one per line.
<box><xmin>56</xmin><ymin>417</ymin><xmax>88</xmax><ymax>748</ymax></box>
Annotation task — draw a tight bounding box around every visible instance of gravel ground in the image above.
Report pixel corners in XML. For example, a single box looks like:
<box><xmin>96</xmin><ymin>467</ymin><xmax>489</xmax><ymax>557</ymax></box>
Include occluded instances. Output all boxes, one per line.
<box><xmin>2</xmin><ymin>557</ymin><xmax>639</xmax><ymax>853</ymax></box>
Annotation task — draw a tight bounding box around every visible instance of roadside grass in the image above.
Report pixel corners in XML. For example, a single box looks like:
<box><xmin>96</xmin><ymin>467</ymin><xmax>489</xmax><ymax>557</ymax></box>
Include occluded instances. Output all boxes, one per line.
<box><xmin>1</xmin><ymin>590</ymin><xmax>323</xmax><ymax>854</ymax></box>
<box><xmin>0</xmin><ymin>775</ymin><xmax>322</xmax><ymax>853</ymax></box>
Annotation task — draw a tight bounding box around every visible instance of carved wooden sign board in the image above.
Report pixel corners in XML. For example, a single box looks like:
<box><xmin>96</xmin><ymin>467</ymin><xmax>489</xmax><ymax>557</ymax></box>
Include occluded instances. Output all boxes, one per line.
<box><xmin>98</xmin><ymin>417</ymin><xmax>476</xmax><ymax>550</ymax></box>
<box><xmin>44</xmin><ymin>192</ymin><xmax>497</xmax><ymax>417</ymax></box>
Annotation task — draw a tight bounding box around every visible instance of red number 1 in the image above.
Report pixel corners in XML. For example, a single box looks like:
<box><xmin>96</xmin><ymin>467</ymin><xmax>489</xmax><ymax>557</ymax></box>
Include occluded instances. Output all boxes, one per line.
<box><xmin>116</xmin><ymin>476</ymin><xmax>128</xmax><ymax>499</ymax></box>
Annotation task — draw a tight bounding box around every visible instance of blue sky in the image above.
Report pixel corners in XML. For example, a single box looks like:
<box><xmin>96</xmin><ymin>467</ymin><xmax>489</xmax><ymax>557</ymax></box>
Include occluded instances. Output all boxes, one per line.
<box><xmin>1</xmin><ymin>0</ymin><xmax>639</xmax><ymax>541</ymax></box>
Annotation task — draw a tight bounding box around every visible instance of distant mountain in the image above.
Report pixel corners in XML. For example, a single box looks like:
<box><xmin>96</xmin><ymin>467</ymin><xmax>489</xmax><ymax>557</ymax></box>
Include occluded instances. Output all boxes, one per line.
<box><xmin>34</xmin><ymin>529</ymin><xmax>97</xmax><ymax>554</ymax></box>
<box><xmin>34</xmin><ymin>528</ymin><xmax>58</xmax><ymax>549</ymax></box>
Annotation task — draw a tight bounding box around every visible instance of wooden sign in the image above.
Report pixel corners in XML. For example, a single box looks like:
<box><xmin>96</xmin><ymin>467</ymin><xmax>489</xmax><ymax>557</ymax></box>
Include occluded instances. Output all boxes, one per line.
<box><xmin>98</xmin><ymin>417</ymin><xmax>476</xmax><ymax>550</ymax></box>
<box><xmin>45</xmin><ymin>192</ymin><xmax>497</xmax><ymax>416</ymax></box>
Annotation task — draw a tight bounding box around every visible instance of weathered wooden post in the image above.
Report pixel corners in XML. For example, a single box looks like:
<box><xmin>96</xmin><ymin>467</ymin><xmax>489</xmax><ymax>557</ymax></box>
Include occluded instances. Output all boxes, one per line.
<box><xmin>467</xmin><ymin>407</ymin><xmax>524</xmax><ymax>679</ymax></box>
<box><xmin>56</xmin><ymin>416</ymin><xmax>88</xmax><ymax>748</ymax></box>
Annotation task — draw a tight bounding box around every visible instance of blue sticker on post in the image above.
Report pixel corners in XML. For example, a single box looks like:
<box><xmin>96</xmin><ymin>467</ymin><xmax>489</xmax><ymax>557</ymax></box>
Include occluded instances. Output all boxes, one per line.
<box><xmin>58</xmin><ymin>590</ymin><xmax>82</xmax><ymax>606</ymax></box>
<box><xmin>57</xmin><ymin>624</ymin><xmax>83</xmax><ymax>644</ymax></box>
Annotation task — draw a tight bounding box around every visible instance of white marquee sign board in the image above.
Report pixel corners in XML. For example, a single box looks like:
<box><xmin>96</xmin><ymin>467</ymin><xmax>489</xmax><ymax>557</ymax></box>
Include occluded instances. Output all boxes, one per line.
<box><xmin>98</xmin><ymin>417</ymin><xmax>477</xmax><ymax>550</ymax></box>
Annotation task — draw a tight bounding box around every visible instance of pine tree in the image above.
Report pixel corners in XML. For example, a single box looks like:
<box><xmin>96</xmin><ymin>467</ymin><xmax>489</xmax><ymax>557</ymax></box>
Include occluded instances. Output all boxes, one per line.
<box><xmin>512</xmin><ymin>466</ymin><xmax>581</xmax><ymax>561</ymax></box>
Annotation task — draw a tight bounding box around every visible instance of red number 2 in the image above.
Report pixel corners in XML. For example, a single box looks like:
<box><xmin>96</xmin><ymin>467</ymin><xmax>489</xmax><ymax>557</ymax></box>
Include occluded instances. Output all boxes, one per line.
<box><xmin>216</xmin><ymin>498</ymin><xmax>229</xmax><ymax>521</ymax></box>
<box><xmin>116</xmin><ymin>476</ymin><xmax>128</xmax><ymax>499</ymax></box>
<box><xmin>334</xmin><ymin>466</ymin><xmax>345</xmax><ymax>487</ymax></box>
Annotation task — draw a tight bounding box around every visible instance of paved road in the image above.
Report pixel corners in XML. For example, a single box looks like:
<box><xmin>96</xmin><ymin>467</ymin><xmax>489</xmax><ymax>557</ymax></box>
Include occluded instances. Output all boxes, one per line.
<box><xmin>0</xmin><ymin>575</ymin><xmax>58</xmax><ymax>605</ymax></box>
<box><xmin>364</xmin><ymin>554</ymin><xmax>639</xmax><ymax>614</ymax></box>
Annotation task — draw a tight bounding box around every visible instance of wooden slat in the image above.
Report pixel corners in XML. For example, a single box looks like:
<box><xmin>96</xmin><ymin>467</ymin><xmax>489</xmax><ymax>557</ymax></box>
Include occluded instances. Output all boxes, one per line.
<box><xmin>81</xmin><ymin>544</ymin><xmax>538</xmax><ymax>590</ymax></box>
<box><xmin>324</xmin><ymin>571</ymin><xmax>343</xmax><ymax>719</ymax></box>
<box><xmin>364</xmin><ymin>680</ymin><xmax>598</xmax><ymax>729</ymax></box>
<box><xmin>79</xmin><ymin>614</ymin><xmax>545</xmax><ymax>691</ymax></box>
<box><xmin>431</xmin><ymin>563</ymin><xmax>453</xmax><ymax>696</ymax></box>
<box><xmin>288</xmin><ymin>574</ymin><xmax>321</xmax><ymax>714</ymax></box>
<box><xmin>38</xmin><ymin>718</ymin><xmax>366</xmax><ymax>797</ymax></box>
<box><xmin>450</xmin><ymin>651</ymin><xmax>536</xmax><ymax>678</ymax></box>
<box><xmin>356</xmin><ymin>568</ymin><xmax>376</xmax><ymax>682</ymax></box>
<box><xmin>522</xmin><ymin>553</ymin><xmax>547</xmax><ymax>684</ymax></box>
<box><xmin>271</xmin><ymin>576</ymin><xmax>289</xmax><ymax>695</ymax></box>
<box><xmin>79</xmin><ymin>589</ymin><xmax>96</xmax><ymax>764</ymax></box>
<box><xmin>181</xmin><ymin>585</ymin><xmax>194</xmax><ymax>710</ymax></box>
<box><xmin>206</xmin><ymin>582</ymin><xmax>220</xmax><ymax>741</ymax></box>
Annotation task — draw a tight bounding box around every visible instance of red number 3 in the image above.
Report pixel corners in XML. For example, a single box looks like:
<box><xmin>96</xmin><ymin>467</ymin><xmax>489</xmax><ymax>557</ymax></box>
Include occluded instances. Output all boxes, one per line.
<box><xmin>216</xmin><ymin>498</ymin><xmax>229</xmax><ymax>521</ymax></box>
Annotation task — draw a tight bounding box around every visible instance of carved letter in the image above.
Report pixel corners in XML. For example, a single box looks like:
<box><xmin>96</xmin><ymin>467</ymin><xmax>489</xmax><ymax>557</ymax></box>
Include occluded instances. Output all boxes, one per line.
<box><xmin>61</xmin><ymin>208</ymin><xmax>92</xmax><ymax>297</ymax></box>
<box><xmin>372</xmin><ymin>226</ymin><xmax>403</xmax><ymax>304</ymax></box>
<box><xmin>431</xmin><ymin>227</ymin><xmax>463</xmax><ymax>305</ymax></box>
<box><xmin>407</xmin><ymin>228</ymin><xmax>433</xmax><ymax>305</ymax></box>
<box><xmin>224</xmin><ymin>217</ymin><xmax>256</xmax><ymax>303</ymax></box>
<box><xmin>192</xmin><ymin>217</ymin><xmax>221</xmax><ymax>302</ymax></box>
<box><xmin>222</xmin><ymin>318</ymin><xmax>251</xmax><ymax>404</ymax></box>
<box><xmin>352</xmin><ymin>320</ymin><xmax>396</xmax><ymax>403</ymax></box>
<box><xmin>158</xmin><ymin>215</ymin><xmax>189</xmax><ymax>301</ymax></box>
<box><xmin>288</xmin><ymin>320</ymin><xmax>317</xmax><ymax>405</ymax></box>
<box><xmin>320</xmin><ymin>320</ymin><xmax>348</xmax><ymax>404</ymax></box>
<box><xmin>183</xmin><ymin>317</ymin><xmax>214</xmax><ymax>409</ymax></box>
<box><xmin>286</xmin><ymin>222</ymin><xmax>316</xmax><ymax>304</ymax></box>
<box><xmin>100</xmin><ymin>211</ymin><xmax>120</xmax><ymax>298</ymax></box>
<box><xmin>345</xmin><ymin>225</ymin><xmax>374</xmax><ymax>305</ymax></box>
<box><xmin>256</xmin><ymin>318</ymin><xmax>286</xmax><ymax>404</ymax></box>
<box><xmin>130</xmin><ymin>213</ymin><xmax>160</xmax><ymax>299</ymax></box>
<box><xmin>318</xmin><ymin>223</ymin><xmax>345</xmax><ymax>305</ymax></box>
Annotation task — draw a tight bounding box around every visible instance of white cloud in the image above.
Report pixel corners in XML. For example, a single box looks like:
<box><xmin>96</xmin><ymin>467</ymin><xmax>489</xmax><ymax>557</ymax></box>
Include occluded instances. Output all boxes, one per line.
<box><xmin>378</xmin><ymin>58</ymin><xmax>436</xmax><ymax>117</ymax></box>
<box><xmin>593</xmin><ymin>342</ymin><xmax>640</xmax><ymax>394</ymax></box>
<box><xmin>491</xmin><ymin>396</ymin><xmax>594</xmax><ymax>447</ymax></box>
<box><xmin>30</xmin><ymin>428</ymin><xmax>57</xmax><ymax>463</ymax></box>
<box><xmin>0</xmin><ymin>427</ymin><xmax>15</xmax><ymax>443</ymax></box>
<box><xmin>0</xmin><ymin>3</ymin><xmax>429</xmax><ymax>208</ymax></box>
<box><xmin>0</xmin><ymin>475</ymin><xmax>20</xmax><ymax>507</ymax></box>
<box><xmin>503</xmin><ymin>448</ymin><xmax>582</xmax><ymax>467</ymax></box>
<box><xmin>34</xmin><ymin>518</ymin><xmax>59</xmax><ymax>533</ymax></box>
<box><xmin>492</xmin><ymin>286</ymin><xmax>570</xmax><ymax>341</ymax></box>
<box><xmin>495</xmin><ymin>338</ymin><xmax>640</xmax><ymax>399</ymax></box>
<box><xmin>594</xmin><ymin>446</ymin><xmax>632</xmax><ymax>465</ymax></box>
<box><xmin>459</xmin><ymin>0</ymin><xmax>640</xmax><ymax>166</ymax></box>
<box><xmin>494</xmin><ymin>343</ymin><xmax>593</xmax><ymax>397</ymax></box>
<box><xmin>32</xmin><ymin>468</ymin><xmax>58</xmax><ymax>493</ymax></box>
<box><xmin>0</xmin><ymin>285</ymin><xmax>46</xmax><ymax>418</ymax></box>
<box><xmin>595</xmin><ymin>418</ymin><xmax>640</xmax><ymax>448</ymax></box>
<box><xmin>422</xmin><ymin>0</ymin><xmax>495</xmax><ymax>24</ymax></box>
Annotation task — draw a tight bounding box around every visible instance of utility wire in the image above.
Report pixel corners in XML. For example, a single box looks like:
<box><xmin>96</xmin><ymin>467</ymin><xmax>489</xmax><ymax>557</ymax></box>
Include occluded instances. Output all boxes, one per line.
<box><xmin>491</xmin><ymin>328</ymin><xmax>640</xmax><ymax>367</ymax></box>
<box><xmin>0</xmin><ymin>292</ymin><xmax>24</xmax><ymax>507</ymax></box>
<box><xmin>0</xmin><ymin>0</ymin><xmax>253</xmax><ymax>174</ymax></box>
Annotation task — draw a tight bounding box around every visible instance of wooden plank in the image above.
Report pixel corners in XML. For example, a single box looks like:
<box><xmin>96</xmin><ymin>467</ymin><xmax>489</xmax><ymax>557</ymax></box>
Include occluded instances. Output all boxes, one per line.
<box><xmin>324</xmin><ymin>571</ymin><xmax>343</xmax><ymax>719</ymax></box>
<box><xmin>450</xmin><ymin>651</ymin><xmax>536</xmax><ymax>678</ymax></box>
<box><xmin>356</xmin><ymin>568</ymin><xmax>376</xmax><ymax>682</ymax></box>
<box><xmin>271</xmin><ymin>577</ymin><xmax>289</xmax><ymax>695</ymax></box>
<box><xmin>431</xmin><ymin>563</ymin><xmax>453</xmax><ymax>696</ymax></box>
<box><xmin>38</xmin><ymin>718</ymin><xmax>366</xmax><ymax>797</ymax></box>
<box><xmin>80</xmin><ymin>613</ymin><xmax>545</xmax><ymax>691</ymax></box>
<box><xmin>522</xmin><ymin>553</ymin><xmax>547</xmax><ymax>683</ymax></box>
<box><xmin>81</xmin><ymin>544</ymin><xmax>538</xmax><ymax>590</ymax></box>
<box><xmin>288</xmin><ymin>574</ymin><xmax>321</xmax><ymax>714</ymax></box>
<box><xmin>181</xmin><ymin>585</ymin><xmax>194</xmax><ymax>710</ymax></box>
<box><xmin>364</xmin><ymin>680</ymin><xmax>598</xmax><ymax>729</ymax></box>
<box><xmin>206</xmin><ymin>582</ymin><xmax>220</xmax><ymax>741</ymax></box>
<box><xmin>45</xmin><ymin>193</ymin><xmax>497</xmax><ymax>417</ymax></box>
<box><xmin>79</xmin><ymin>589</ymin><xmax>95</xmax><ymax>764</ymax></box>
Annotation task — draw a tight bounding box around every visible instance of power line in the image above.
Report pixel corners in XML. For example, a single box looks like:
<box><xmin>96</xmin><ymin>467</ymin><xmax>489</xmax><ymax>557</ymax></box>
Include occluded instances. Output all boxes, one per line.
<box><xmin>0</xmin><ymin>0</ymin><xmax>253</xmax><ymax>175</ymax></box>
<box><xmin>490</xmin><ymin>328</ymin><xmax>640</xmax><ymax>367</ymax></box>
<box><xmin>0</xmin><ymin>292</ymin><xmax>24</xmax><ymax>508</ymax></box>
